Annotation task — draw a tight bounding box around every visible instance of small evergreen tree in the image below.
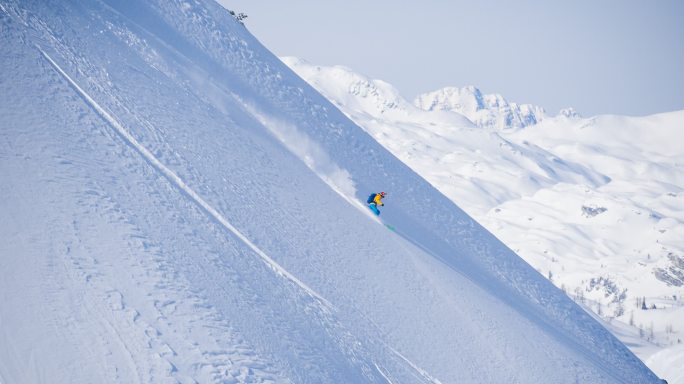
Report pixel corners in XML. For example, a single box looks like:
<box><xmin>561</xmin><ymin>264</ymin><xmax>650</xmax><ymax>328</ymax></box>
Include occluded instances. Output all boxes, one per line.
<box><xmin>649</xmin><ymin>322</ymin><xmax>655</xmax><ymax>341</ymax></box>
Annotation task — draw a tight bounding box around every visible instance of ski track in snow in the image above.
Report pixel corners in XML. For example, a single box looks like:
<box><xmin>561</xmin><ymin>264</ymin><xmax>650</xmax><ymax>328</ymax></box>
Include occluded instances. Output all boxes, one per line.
<box><xmin>29</xmin><ymin>35</ymin><xmax>431</xmax><ymax>383</ymax></box>
<box><xmin>1</xmin><ymin>17</ymin><xmax>290</xmax><ymax>383</ymax></box>
<box><xmin>37</xmin><ymin>46</ymin><xmax>332</xmax><ymax>310</ymax></box>
<box><xmin>30</xmin><ymin>22</ymin><xmax>443</xmax><ymax>382</ymax></box>
<box><xmin>50</xmin><ymin>184</ymin><xmax>276</xmax><ymax>383</ymax></box>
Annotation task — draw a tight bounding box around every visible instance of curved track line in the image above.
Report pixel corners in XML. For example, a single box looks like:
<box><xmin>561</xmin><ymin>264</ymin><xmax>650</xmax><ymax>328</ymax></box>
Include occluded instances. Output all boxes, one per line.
<box><xmin>37</xmin><ymin>45</ymin><xmax>450</xmax><ymax>384</ymax></box>
<box><xmin>37</xmin><ymin>46</ymin><xmax>332</xmax><ymax>309</ymax></box>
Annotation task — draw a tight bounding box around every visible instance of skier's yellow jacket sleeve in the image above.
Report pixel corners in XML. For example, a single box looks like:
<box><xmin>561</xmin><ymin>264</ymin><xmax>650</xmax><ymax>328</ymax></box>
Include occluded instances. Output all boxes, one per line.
<box><xmin>373</xmin><ymin>194</ymin><xmax>384</xmax><ymax>206</ymax></box>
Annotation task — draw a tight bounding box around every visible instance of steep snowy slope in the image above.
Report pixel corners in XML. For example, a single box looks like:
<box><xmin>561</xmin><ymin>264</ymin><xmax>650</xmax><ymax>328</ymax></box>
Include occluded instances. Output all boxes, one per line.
<box><xmin>283</xmin><ymin>58</ymin><xmax>684</xmax><ymax>382</ymax></box>
<box><xmin>0</xmin><ymin>0</ymin><xmax>664</xmax><ymax>383</ymax></box>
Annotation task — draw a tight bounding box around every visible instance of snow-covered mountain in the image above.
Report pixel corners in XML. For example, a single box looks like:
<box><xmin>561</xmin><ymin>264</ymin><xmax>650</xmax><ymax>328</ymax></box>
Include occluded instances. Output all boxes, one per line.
<box><xmin>414</xmin><ymin>86</ymin><xmax>550</xmax><ymax>130</ymax></box>
<box><xmin>0</xmin><ymin>0</ymin><xmax>669</xmax><ymax>383</ymax></box>
<box><xmin>283</xmin><ymin>57</ymin><xmax>684</xmax><ymax>383</ymax></box>
<box><xmin>281</xmin><ymin>57</ymin><xmax>553</xmax><ymax>131</ymax></box>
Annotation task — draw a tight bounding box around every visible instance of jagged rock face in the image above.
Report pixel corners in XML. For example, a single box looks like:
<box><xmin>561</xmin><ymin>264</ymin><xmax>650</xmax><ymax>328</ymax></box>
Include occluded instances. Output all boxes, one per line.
<box><xmin>559</xmin><ymin>107</ymin><xmax>582</xmax><ymax>119</ymax></box>
<box><xmin>655</xmin><ymin>253</ymin><xmax>684</xmax><ymax>287</ymax></box>
<box><xmin>413</xmin><ymin>86</ymin><xmax>548</xmax><ymax>130</ymax></box>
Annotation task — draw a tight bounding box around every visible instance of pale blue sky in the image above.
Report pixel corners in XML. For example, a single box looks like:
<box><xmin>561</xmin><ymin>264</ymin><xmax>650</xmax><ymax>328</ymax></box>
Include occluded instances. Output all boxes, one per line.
<box><xmin>219</xmin><ymin>0</ymin><xmax>683</xmax><ymax>117</ymax></box>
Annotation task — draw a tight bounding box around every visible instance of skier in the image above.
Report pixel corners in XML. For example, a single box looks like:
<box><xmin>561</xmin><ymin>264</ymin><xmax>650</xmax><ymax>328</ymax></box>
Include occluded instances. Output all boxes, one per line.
<box><xmin>367</xmin><ymin>191</ymin><xmax>387</xmax><ymax>216</ymax></box>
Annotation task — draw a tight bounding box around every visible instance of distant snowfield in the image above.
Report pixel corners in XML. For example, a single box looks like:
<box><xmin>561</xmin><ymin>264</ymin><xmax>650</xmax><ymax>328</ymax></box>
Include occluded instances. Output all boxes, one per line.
<box><xmin>0</xmin><ymin>0</ymin><xmax>670</xmax><ymax>383</ymax></box>
<box><xmin>282</xmin><ymin>57</ymin><xmax>684</xmax><ymax>383</ymax></box>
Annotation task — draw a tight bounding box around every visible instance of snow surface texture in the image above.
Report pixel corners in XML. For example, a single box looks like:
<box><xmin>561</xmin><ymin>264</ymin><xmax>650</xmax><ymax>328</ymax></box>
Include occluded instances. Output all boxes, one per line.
<box><xmin>283</xmin><ymin>56</ymin><xmax>684</xmax><ymax>383</ymax></box>
<box><xmin>0</xmin><ymin>0</ymin><xmax>665</xmax><ymax>383</ymax></box>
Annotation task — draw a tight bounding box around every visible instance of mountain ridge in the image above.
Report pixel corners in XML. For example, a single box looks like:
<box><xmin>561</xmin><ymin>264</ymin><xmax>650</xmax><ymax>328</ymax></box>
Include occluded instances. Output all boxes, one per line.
<box><xmin>414</xmin><ymin>85</ymin><xmax>551</xmax><ymax>129</ymax></box>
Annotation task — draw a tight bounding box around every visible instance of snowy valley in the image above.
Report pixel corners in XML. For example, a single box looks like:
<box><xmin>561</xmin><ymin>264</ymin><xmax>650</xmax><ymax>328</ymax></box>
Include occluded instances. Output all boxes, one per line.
<box><xmin>0</xmin><ymin>0</ymin><xmax>674</xmax><ymax>383</ymax></box>
<box><xmin>283</xmin><ymin>57</ymin><xmax>684</xmax><ymax>383</ymax></box>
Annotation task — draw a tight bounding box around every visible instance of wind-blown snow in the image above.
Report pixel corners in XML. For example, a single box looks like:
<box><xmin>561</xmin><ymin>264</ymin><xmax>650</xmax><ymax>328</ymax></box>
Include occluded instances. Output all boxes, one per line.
<box><xmin>0</xmin><ymin>0</ymin><xmax>666</xmax><ymax>383</ymax></box>
<box><xmin>239</xmin><ymin>100</ymin><xmax>359</xmax><ymax>206</ymax></box>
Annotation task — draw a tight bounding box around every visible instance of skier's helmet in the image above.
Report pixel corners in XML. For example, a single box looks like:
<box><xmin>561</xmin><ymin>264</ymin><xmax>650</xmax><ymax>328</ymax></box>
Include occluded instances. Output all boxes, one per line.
<box><xmin>380</xmin><ymin>191</ymin><xmax>386</xmax><ymax>197</ymax></box>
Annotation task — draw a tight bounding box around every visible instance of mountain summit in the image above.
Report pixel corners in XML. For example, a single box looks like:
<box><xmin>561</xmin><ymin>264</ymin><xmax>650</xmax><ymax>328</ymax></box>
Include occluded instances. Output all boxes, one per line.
<box><xmin>414</xmin><ymin>85</ymin><xmax>549</xmax><ymax>129</ymax></box>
